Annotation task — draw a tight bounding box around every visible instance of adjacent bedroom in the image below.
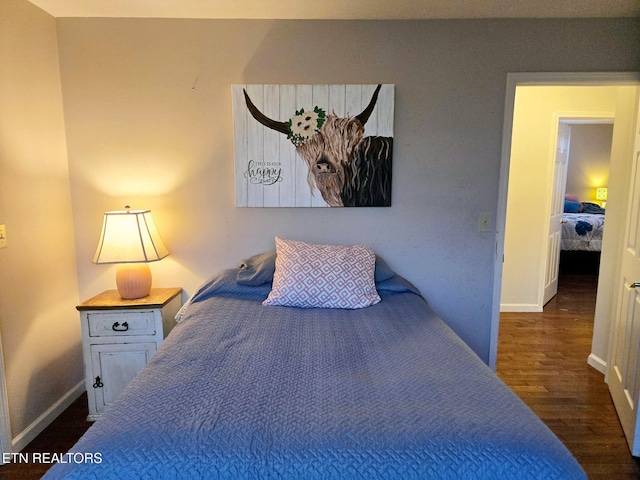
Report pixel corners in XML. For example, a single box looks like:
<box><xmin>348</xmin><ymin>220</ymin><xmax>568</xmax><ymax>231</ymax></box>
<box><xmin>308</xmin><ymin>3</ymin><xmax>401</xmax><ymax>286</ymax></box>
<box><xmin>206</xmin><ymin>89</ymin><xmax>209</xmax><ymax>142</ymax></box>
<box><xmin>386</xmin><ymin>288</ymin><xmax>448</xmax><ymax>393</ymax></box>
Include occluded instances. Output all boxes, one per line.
<box><xmin>560</xmin><ymin>123</ymin><xmax>611</xmax><ymax>276</ymax></box>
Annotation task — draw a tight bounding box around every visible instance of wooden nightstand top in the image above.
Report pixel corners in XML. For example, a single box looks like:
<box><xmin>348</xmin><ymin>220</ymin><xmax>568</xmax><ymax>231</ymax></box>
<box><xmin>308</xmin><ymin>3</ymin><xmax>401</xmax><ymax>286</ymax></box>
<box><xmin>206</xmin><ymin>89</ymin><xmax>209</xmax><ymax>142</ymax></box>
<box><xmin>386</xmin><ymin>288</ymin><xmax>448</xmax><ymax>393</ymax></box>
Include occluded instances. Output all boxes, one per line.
<box><xmin>77</xmin><ymin>287</ymin><xmax>182</xmax><ymax>311</ymax></box>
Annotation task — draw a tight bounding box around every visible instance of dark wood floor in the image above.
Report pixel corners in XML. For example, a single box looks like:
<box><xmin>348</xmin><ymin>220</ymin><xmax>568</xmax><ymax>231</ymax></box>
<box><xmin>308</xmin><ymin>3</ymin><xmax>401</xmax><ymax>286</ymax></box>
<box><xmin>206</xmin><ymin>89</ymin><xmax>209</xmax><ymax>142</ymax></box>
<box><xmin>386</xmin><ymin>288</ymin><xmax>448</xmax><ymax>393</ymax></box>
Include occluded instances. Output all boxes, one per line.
<box><xmin>2</xmin><ymin>269</ymin><xmax>639</xmax><ymax>478</ymax></box>
<box><xmin>0</xmin><ymin>393</ymin><xmax>91</xmax><ymax>479</ymax></box>
<box><xmin>497</xmin><ymin>270</ymin><xmax>640</xmax><ymax>479</ymax></box>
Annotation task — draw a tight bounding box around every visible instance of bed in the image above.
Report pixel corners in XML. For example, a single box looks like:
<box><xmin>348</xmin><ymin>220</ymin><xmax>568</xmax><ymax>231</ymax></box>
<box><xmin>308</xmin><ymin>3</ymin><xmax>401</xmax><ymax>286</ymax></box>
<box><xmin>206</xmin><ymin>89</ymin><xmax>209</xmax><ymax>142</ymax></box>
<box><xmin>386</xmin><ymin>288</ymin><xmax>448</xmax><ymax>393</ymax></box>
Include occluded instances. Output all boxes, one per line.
<box><xmin>561</xmin><ymin>213</ymin><xmax>605</xmax><ymax>251</ymax></box>
<box><xmin>45</xmin><ymin>239</ymin><xmax>586</xmax><ymax>479</ymax></box>
<box><xmin>562</xmin><ymin>201</ymin><xmax>606</xmax><ymax>252</ymax></box>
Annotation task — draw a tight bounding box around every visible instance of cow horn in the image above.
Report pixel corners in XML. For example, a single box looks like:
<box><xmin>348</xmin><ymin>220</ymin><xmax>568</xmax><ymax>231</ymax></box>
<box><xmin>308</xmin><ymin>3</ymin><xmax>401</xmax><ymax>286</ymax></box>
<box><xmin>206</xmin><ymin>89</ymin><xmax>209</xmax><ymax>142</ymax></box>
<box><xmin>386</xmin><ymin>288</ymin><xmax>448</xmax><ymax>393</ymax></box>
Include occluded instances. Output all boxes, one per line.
<box><xmin>355</xmin><ymin>84</ymin><xmax>382</xmax><ymax>125</ymax></box>
<box><xmin>243</xmin><ymin>89</ymin><xmax>290</xmax><ymax>135</ymax></box>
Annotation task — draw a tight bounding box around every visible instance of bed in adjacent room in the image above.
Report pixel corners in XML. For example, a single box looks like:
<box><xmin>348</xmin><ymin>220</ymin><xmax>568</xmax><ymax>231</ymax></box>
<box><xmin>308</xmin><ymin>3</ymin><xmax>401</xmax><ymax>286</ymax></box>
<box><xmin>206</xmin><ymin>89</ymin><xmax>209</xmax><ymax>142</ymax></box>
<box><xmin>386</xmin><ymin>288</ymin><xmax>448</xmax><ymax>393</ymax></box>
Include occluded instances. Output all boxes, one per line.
<box><xmin>44</xmin><ymin>238</ymin><xmax>586</xmax><ymax>479</ymax></box>
<box><xmin>562</xmin><ymin>197</ymin><xmax>606</xmax><ymax>252</ymax></box>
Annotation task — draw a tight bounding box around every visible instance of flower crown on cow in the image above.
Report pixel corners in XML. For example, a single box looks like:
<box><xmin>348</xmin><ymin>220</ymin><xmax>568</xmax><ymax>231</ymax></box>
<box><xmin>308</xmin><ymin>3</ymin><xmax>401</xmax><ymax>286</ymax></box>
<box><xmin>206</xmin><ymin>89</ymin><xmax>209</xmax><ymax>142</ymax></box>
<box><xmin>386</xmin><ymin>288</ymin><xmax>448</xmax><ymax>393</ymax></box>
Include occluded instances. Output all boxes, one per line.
<box><xmin>286</xmin><ymin>107</ymin><xmax>327</xmax><ymax>146</ymax></box>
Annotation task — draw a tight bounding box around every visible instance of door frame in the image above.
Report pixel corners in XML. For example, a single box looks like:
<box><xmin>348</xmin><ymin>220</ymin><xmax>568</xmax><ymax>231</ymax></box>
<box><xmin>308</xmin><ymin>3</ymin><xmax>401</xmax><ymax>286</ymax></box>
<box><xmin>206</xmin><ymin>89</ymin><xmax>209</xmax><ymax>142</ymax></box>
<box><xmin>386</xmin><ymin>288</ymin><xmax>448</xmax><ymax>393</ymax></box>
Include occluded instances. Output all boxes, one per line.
<box><xmin>603</xmin><ymin>87</ymin><xmax>640</xmax><ymax>454</ymax></box>
<box><xmin>489</xmin><ymin>71</ymin><xmax>640</xmax><ymax>369</ymax></box>
<box><xmin>543</xmin><ymin>116</ymin><xmax>615</xmax><ymax>308</ymax></box>
<box><xmin>0</xmin><ymin>333</ymin><xmax>11</xmax><ymax>461</ymax></box>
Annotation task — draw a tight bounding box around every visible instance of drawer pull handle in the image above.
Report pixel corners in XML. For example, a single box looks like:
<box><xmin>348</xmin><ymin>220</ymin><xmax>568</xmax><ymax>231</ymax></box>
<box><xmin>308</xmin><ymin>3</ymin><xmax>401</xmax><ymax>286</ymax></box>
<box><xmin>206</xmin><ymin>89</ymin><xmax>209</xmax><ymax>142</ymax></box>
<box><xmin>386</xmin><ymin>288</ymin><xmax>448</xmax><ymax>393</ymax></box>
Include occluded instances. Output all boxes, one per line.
<box><xmin>93</xmin><ymin>376</ymin><xmax>103</xmax><ymax>388</ymax></box>
<box><xmin>631</xmin><ymin>283</ymin><xmax>640</xmax><ymax>288</ymax></box>
<box><xmin>112</xmin><ymin>321</ymin><xmax>129</xmax><ymax>332</ymax></box>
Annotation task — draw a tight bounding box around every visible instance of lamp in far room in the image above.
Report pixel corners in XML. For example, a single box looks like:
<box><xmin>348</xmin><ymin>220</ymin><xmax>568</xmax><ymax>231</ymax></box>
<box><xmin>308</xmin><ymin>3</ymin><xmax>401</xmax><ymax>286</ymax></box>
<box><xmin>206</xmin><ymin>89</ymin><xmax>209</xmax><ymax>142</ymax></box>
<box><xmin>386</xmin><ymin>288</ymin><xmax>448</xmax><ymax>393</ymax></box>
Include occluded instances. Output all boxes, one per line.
<box><xmin>596</xmin><ymin>187</ymin><xmax>608</xmax><ymax>207</ymax></box>
<box><xmin>93</xmin><ymin>206</ymin><xmax>169</xmax><ymax>299</ymax></box>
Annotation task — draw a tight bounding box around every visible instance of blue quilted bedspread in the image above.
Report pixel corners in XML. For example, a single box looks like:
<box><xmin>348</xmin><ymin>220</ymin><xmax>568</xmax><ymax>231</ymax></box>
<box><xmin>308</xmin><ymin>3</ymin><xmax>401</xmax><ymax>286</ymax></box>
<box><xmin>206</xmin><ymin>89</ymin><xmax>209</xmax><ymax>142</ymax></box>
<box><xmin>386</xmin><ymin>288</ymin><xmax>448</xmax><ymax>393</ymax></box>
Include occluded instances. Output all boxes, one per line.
<box><xmin>45</xmin><ymin>269</ymin><xmax>585</xmax><ymax>479</ymax></box>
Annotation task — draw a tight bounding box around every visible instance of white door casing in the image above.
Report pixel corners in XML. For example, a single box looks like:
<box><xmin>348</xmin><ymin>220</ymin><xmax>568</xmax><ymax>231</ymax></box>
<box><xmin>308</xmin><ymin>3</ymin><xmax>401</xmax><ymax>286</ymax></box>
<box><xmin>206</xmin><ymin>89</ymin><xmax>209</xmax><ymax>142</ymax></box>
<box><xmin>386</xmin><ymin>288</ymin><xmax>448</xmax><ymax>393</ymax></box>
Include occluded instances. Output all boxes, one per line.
<box><xmin>606</xmin><ymin>89</ymin><xmax>640</xmax><ymax>456</ymax></box>
<box><xmin>0</xmin><ymin>332</ymin><xmax>12</xmax><ymax>462</ymax></box>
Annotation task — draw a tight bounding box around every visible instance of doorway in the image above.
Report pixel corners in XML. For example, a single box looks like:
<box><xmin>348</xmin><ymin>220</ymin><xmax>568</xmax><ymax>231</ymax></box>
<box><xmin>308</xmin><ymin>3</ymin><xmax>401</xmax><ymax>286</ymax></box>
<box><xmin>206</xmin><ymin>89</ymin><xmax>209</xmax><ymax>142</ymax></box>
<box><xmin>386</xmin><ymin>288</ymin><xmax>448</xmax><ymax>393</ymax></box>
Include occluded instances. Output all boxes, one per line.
<box><xmin>552</xmin><ymin>121</ymin><xmax>614</xmax><ymax>282</ymax></box>
<box><xmin>488</xmin><ymin>72</ymin><xmax>640</xmax><ymax>370</ymax></box>
<box><xmin>499</xmin><ymin>85</ymin><xmax>618</xmax><ymax>313</ymax></box>
<box><xmin>545</xmin><ymin>119</ymin><xmax>613</xmax><ymax>305</ymax></box>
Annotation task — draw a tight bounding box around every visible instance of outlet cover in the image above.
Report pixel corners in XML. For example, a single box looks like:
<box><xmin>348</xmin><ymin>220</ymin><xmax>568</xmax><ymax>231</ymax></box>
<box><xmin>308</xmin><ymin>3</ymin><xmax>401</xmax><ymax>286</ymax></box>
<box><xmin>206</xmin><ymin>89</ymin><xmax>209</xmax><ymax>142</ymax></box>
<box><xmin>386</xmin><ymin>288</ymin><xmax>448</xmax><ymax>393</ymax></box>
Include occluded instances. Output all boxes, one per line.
<box><xmin>478</xmin><ymin>213</ymin><xmax>492</xmax><ymax>233</ymax></box>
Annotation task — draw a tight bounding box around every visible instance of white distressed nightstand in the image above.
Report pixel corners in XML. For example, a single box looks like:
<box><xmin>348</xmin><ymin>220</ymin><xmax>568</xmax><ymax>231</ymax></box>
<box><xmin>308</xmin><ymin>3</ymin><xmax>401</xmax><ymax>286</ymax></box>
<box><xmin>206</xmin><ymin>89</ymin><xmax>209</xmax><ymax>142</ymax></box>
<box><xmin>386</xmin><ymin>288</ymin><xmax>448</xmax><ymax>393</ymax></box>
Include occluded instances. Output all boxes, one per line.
<box><xmin>77</xmin><ymin>287</ymin><xmax>182</xmax><ymax>420</ymax></box>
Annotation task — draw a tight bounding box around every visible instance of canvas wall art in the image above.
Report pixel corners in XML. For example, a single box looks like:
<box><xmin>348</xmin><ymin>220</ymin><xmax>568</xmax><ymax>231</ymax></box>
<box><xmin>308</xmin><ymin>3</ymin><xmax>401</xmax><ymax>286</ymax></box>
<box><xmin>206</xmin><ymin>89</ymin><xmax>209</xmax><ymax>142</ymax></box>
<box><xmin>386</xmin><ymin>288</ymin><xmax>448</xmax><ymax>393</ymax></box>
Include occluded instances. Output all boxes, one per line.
<box><xmin>232</xmin><ymin>84</ymin><xmax>394</xmax><ymax>207</ymax></box>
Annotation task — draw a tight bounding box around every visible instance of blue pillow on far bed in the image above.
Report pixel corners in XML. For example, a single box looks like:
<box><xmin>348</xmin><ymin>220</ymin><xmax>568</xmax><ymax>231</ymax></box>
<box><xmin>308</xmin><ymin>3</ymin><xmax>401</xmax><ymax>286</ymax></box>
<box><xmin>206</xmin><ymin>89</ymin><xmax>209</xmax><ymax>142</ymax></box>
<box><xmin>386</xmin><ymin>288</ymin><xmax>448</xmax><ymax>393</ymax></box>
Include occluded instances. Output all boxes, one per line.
<box><xmin>564</xmin><ymin>200</ymin><xmax>581</xmax><ymax>213</ymax></box>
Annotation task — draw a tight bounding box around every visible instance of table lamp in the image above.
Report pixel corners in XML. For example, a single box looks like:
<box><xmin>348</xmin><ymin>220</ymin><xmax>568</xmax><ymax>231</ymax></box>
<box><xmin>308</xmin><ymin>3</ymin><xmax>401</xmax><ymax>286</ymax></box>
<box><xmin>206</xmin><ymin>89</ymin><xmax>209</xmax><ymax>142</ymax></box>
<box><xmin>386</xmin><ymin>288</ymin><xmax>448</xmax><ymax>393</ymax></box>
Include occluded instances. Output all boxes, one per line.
<box><xmin>93</xmin><ymin>206</ymin><xmax>169</xmax><ymax>299</ymax></box>
<box><xmin>596</xmin><ymin>187</ymin><xmax>608</xmax><ymax>207</ymax></box>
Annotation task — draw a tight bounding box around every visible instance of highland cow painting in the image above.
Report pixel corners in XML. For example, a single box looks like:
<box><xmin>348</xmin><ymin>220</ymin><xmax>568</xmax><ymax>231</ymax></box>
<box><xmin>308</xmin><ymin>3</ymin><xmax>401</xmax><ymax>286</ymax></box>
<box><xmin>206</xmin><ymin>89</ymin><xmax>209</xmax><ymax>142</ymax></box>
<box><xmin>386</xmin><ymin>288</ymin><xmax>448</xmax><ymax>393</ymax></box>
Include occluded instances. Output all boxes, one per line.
<box><xmin>232</xmin><ymin>84</ymin><xmax>394</xmax><ymax>207</ymax></box>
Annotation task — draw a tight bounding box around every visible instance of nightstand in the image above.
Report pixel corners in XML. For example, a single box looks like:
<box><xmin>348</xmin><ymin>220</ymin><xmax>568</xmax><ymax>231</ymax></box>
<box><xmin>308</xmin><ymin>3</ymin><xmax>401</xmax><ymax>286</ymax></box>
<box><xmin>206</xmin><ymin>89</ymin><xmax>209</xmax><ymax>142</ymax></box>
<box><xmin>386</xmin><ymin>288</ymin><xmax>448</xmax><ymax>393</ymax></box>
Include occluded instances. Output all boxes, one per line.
<box><xmin>77</xmin><ymin>287</ymin><xmax>182</xmax><ymax>420</ymax></box>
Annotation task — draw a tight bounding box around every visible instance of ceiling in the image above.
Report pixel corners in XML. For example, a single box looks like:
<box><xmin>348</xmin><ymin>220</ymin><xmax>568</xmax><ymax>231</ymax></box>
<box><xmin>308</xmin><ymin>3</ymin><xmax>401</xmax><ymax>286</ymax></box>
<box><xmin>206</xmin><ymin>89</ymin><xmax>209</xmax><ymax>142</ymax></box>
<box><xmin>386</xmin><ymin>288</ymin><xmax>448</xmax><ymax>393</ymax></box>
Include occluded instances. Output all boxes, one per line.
<box><xmin>26</xmin><ymin>0</ymin><xmax>640</xmax><ymax>19</ymax></box>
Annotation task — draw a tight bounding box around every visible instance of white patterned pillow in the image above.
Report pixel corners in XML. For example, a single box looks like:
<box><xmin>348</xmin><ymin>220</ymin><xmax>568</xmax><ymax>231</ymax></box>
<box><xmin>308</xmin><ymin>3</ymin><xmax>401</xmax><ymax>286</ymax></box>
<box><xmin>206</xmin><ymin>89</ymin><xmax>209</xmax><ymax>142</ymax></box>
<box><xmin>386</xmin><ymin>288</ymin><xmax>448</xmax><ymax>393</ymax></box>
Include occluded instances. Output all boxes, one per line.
<box><xmin>263</xmin><ymin>237</ymin><xmax>381</xmax><ymax>309</ymax></box>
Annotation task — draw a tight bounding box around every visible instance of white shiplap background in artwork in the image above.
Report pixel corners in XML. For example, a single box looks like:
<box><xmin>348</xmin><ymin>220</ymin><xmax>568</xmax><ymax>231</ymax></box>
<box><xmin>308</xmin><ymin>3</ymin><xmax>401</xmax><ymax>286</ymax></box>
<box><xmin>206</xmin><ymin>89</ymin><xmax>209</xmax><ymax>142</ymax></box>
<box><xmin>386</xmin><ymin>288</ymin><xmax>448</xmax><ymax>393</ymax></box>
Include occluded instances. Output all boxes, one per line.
<box><xmin>232</xmin><ymin>84</ymin><xmax>394</xmax><ymax>207</ymax></box>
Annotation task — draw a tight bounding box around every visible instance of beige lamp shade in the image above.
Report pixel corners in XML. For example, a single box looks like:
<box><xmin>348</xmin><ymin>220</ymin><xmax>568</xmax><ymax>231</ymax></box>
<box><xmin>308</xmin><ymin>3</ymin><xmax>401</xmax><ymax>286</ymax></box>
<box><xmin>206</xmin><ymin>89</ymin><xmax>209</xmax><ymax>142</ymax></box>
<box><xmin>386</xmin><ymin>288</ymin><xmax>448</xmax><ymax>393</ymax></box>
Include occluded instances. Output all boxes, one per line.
<box><xmin>93</xmin><ymin>208</ymin><xmax>169</xmax><ymax>299</ymax></box>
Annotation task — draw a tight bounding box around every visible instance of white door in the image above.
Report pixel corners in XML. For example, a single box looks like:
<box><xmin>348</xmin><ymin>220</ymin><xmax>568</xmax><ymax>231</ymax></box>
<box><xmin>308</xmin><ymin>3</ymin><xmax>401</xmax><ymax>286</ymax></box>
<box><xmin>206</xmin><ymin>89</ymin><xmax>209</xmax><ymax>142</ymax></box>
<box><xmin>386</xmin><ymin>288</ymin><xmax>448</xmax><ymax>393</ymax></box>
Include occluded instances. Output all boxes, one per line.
<box><xmin>607</xmin><ymin>91</ymin><xmax>640</xmax><ymax>456</ymax></box>
<box><xmin>543</xmin><ymin>122</ymin><xmax>571</xmax><ymax>305</ymax></box>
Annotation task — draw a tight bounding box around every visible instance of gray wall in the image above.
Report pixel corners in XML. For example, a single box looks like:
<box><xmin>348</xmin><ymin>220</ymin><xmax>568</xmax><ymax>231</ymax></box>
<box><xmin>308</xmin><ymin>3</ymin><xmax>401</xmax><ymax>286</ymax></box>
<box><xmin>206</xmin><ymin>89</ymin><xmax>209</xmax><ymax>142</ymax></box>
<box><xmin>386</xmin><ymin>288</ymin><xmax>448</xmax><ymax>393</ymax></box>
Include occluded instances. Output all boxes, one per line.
<box><xmin>57</xmin><ymin>18</ymin><xmax>640</xmax><ymax>363</ymax></box>
<box><xmin>566</xmin><ymin>123</ymin><xmax>613</xmax><ymax>203</ymax></box>
<box><xmin>0</xmin><ymin>0</ymin><xmax>81</xmax><ymax>442</ymax></box>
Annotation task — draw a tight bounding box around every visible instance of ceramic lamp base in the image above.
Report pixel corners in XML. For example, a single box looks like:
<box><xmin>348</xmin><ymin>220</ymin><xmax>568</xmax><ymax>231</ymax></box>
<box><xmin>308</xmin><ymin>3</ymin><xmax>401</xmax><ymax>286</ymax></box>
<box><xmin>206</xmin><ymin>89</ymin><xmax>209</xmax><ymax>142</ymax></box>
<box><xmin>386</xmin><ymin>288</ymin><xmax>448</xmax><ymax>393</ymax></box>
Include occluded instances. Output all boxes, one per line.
<box><xmin>116</xmin><ymin>263</ymin><xmax>152</xmax><ymax>299</ymax></box>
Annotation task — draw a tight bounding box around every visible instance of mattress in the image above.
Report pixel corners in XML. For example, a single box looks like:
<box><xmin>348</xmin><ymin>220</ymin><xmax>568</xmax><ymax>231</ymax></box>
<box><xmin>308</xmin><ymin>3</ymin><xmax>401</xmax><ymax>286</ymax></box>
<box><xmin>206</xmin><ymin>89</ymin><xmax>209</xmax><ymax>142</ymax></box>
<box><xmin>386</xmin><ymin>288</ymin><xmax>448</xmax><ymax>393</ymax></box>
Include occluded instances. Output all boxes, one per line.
<box><xmin>45</xmin><ymin>269</ymin><xmax>586</xmax><ymax>479</ymax></box>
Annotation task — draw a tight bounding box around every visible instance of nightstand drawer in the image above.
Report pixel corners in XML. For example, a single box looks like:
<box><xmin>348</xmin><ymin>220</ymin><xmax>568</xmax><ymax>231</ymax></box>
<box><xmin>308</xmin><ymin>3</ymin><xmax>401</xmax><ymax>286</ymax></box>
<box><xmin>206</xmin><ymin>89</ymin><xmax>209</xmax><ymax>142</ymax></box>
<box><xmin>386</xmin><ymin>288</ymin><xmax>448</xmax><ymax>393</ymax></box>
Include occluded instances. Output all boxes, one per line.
<box><xmin>87</xmin><ymin>311</ymin><xmax>156</xmax><ymax>337</ymax></box>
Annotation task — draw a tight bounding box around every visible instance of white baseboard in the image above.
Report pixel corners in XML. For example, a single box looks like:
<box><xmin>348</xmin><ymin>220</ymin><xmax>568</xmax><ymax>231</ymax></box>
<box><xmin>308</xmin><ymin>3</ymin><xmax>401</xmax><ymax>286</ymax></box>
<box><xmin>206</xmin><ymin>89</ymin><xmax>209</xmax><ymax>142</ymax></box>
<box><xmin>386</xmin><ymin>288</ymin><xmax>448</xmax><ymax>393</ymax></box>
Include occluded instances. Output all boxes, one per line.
<box><xmin>500</xmin><ymin>304</ymin><xmax>543</xmax><ymax>313</ymax></box>
<box><xmin>588</xmin><ymin>353</ymin><xmax>607</xmax><ymax>374</ymax></box>
<box><xmin>12</xmin><ymin>381</ymin><xmax>85</xmax><ymax>453</ymax></box>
